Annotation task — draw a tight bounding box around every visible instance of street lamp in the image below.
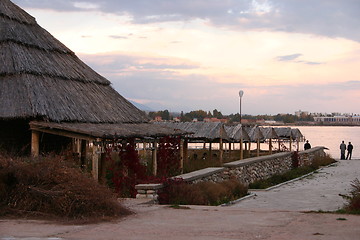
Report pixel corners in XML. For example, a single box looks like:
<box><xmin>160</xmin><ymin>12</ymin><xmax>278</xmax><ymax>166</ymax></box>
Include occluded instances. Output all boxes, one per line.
<box><xmin>239</xmin><ymin>90</ymin><xmax>244</xmax><ymax>124</ymax></box>
<box><xmin>239</xmin><ymin>90</ymin><xmax>244</xmax><ymax>160</ymax></box>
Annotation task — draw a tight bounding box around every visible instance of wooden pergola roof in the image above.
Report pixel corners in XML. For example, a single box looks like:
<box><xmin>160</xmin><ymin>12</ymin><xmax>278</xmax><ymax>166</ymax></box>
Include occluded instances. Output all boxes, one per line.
<box><xmin>30</xmin><ymin>121</ymin><xmax>188</xmax><ymax>141</ymax></box>
<box><xmin>156</xmin><ymin>122</ymin><xmax>229</xmax><ymax>141</ymax></box>
<box><xmin>224</xmin><ymin>124</ymin><xmax>251</xmax><ymax>142</ymax></box>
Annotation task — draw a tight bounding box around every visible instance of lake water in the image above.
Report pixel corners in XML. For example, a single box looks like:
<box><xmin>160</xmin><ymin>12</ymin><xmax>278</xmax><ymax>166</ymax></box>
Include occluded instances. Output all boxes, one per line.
<box><xmin>294</xmin><ymin>126</ymin><xmax>360</xmax><ymax>160</ymax></box>
<box><xmin>189</xmin><ymin>126</ymin><xmax>360</xmax><ymax>160</ymax></box>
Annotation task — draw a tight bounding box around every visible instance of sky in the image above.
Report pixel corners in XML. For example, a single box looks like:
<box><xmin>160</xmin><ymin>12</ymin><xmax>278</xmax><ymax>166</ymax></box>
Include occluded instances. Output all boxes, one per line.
<box><xmin>12</xmin><ymin>0</ymin><xmax>360</xmax><ymax>115</ymax></box>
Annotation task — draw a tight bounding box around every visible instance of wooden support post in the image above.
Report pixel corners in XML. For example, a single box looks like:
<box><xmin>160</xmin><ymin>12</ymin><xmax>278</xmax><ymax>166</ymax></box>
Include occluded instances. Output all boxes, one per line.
<box><xmin>92</xmin><ymin>143</ymin><xmax>99</xmax><ymax>181</ymax></box>
<box><xmin>248</xmin><ymin>142</ymin><xmax>251</xmax><ymax>157</ymax></box>
<box><xmin>209</xmin><ymin>142</ymin><xmax>212</xmax><ymax>161</ymax></box>
<box><xmin>257</xmin><ymin>139</ymin><xmax>260</xmax><ymax>157</ymax></box>
<box><xmin>183</xmin><ymin>139</ymin><xmax>188</xmax><ymax>166</ymax></box>
<box><xmin>180</xmin><ymin>139</ymin><xmax>184</xmax><ymax>173</ymax></box>
<box><xmin>240</xmin><ymin>138</ymin><xmax>244</xmax><ymax>160</ymax></box>
<box><xmin>278</xmin><ymin>139</ymin><xmax>281</xmax><ymax>152</ymax></box>
<box><xmin>152</xmin><ymin>140</ymin><xmax>158</xmax><ymax>176</ymax></box>
<box><xmin>80</xmin><ymin>140</ymin><xmax>87</xmax><ymax>169</ymax></box>
<box><xmin>219</xmin><ymin>138</ymin><xmax>223</xmax><ymax>165</ymax></box>
<box><xmin>31</xmin><ymin>130</ymin><xmax>40</xmax><ymax>158</ymax></box>
<box><xmin>269</xmin><ymin>138</ymin><xmax>272</xmax><ymax>155</ymax></box>
<box><xmin>289</xmin><ymin>137</ymin><xmax>292</xmax><ymax>152</ymax></box>
<box><xmin>296</xmin><ymin>138</ymin><xmax>300</xmax><ymax>151</ymax></box>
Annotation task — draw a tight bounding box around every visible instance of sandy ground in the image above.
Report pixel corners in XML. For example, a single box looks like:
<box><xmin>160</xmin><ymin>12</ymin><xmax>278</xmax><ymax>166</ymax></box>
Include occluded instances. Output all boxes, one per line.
<box><xmin>1</xmin><ymin>159</ymin><xmax>360</xmax><ymax>240</ymax></box>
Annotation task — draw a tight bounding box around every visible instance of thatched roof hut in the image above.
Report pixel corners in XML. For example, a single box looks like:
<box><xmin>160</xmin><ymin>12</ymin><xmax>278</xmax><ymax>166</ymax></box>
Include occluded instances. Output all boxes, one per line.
<box><xmin>0</xmin><ymin>0</ymin><xmax>148</xmax><ymax>124</ymax></box>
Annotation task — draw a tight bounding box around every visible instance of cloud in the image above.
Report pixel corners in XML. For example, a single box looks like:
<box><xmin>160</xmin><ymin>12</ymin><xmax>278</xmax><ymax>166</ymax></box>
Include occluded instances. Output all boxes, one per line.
<box><xmin>79</xmin><ymin>52</ymin><xmax>360</xmax><ymax>114</ymax></box>
<box><xmin>276</xmin><ymin>53</ymin><xmax>302</xmax><ymax>61</ymax></box>
<box><xmin>276</xmin><ymin>53</ymin><xmax>323</xmax><ymax>65</ymax></box>
<box><xmin>109</xmin><ymin>35</ymin><xmax>128</xmax><ymax>40</ymax></box>
<box><xmin>13</xmin><ymin>0</ymin><xmax>360</xmax><ymax>42</ymax></box>
<box><xmin>79</xmin><ymin>52</ymin><xmax>201</xmax><ymax>72</ymax></box>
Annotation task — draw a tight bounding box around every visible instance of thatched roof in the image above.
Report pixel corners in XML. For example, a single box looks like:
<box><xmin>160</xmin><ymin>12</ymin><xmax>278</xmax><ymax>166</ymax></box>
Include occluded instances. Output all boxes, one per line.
<box><xmin>156</xmin><ymin>122</ymin><xmax>229</xmax><ymax>141</ymax></box>
<box><xmin>0</xmin><ymin>0</ymin><xmax>148</xmax><ymax>123</ymax></box>
<box><xmin>30</xmin><ymin>121</ymin><xmax>186</xmax><ymax>140</ymax></box>
<box><xmin>247</xmin><ymin>126</ymin><xmax>265</xmax><ymax>141</ymax></box>
<box><xmin>259</xmin><ymin>127</ymin><xmax>279</xmax><ymax>139</ymax></box>
<box><xmin>224</xmin><ymin>124</ymin><xmax>251</xmax><ymax>142</ymax></box>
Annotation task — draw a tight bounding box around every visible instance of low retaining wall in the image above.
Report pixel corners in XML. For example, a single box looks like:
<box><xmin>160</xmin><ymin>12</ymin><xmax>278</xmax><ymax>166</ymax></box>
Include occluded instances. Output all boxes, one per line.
<box><xmin>135</xmin><ymin>146</ymin><xmax>327</xmax><ymax>200</ymax></box>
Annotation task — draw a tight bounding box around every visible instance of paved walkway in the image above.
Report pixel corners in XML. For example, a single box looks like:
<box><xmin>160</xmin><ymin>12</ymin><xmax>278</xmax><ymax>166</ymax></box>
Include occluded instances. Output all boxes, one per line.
<box><xmin>230</xmin><ymin>159</ymin><xmax>360</xmax><ymax>211</ymax></box>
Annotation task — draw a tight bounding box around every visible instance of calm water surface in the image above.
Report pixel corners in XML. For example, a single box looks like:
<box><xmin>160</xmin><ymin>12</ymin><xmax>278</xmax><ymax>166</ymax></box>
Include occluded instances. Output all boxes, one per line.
<box><xmin>295</xmin><ymin>126</ymin><xmax>360</xmax><ymax>159</ymax></box>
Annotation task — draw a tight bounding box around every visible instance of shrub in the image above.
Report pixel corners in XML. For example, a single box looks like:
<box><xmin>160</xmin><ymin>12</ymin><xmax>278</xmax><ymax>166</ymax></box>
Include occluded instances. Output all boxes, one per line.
<box><xmin>159</xmin><ymin>178</ymin><xmax>248</xmax><ymax>206</ymax></box>
<box><xmin>0</xmin><ymin>153</ymin><xmax>130</xmax><ymax>222</ymax></box>
<box><xmin>342</xmin><ymin>179</ymin><xmax>360</xmax><ymax>214</ymax></box>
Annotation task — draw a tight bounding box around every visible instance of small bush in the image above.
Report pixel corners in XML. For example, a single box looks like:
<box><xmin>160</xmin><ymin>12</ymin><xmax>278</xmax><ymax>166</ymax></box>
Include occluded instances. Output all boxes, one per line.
<box><xmin>159</xmin><ymin>178</ymin><xmax>248</xmax><ymax>206</ymax></box>
<box><xmin>0</xmin><ymin>154</ymin><xmax>130</xmax><ymax>222</ymax></box>
<box><xmin>342</xmin><ymin>179</ymin><xmax>360</xmax><ymax>214</ymax></box>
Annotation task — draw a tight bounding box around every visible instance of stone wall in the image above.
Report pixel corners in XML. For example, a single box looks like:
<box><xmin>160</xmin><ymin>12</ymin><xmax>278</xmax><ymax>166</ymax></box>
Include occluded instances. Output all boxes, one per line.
<box><xmin>135</xmin><ymin>146</ymin><xmax>327</xmax><ymax>200</ymax></box>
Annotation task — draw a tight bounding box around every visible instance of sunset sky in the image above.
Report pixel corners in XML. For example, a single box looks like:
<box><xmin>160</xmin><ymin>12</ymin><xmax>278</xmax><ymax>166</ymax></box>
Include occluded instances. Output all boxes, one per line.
<box><xmin>13</xmin><ymin>0</ymin><xmax>360</xmax><ymax>115</ymax></box>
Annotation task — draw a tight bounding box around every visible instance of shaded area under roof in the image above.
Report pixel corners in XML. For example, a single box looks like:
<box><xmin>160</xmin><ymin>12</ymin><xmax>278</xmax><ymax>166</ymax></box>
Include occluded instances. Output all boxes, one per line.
<box><xmin>30</xmin><ymin>121</ymin><xmax>188</xmax><ymax>140</ymax></box>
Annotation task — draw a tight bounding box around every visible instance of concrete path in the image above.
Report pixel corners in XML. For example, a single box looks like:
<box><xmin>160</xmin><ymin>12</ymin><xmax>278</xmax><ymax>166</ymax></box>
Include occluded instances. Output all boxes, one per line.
<box><xmin>1</xmin><ymin>160</ymin><xmax>360</xmax><ymax>240</ymax></box>
<box><xmin>230</xmin><ymin>159</ymin><xmax>360</xmax><ymax>211</ymax></box>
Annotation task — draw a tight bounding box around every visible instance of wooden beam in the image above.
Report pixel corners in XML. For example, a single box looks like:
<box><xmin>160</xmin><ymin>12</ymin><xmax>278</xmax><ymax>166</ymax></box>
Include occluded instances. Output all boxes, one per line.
<box><xmin>183</xmin><ymin>139</ymin><xmax>188</xmax><ymax>168</ymax></box>
<box><xmin>269</xmin><ymin>138</ymin><xmax>272</xmax><ymax>155</ymax></box>
<box><xmin>30</xmin><ymin>126</ymin><xmax>94</xmax><ymax>141</ymax></box>
<box><xmin>31</xmin><ymin>130</ymin><xmax>40</xmax><ymax>158</ymax></box>
<box><xmin>180</xmin><ymin>139</ymin><xmax>184</xmax><ymax>174</ymax></box>
<box><xmin>240</xmin><ymin>138</ymin><xmax>243</xmax><ymax>160</ymax></box>
<box><xmin>219</xmin><ymin>138</ymin><xmax>223</xmax><ymax>165</ymax></box>
<box><xmin>152</xmin><ymin>140</ymin><xmax>158</xmax><ymax>176</ymax></box>
<box><xmin>92</xmin><ymin>144</ymin><xmax>99</xmax><ymax>181</ymax></box>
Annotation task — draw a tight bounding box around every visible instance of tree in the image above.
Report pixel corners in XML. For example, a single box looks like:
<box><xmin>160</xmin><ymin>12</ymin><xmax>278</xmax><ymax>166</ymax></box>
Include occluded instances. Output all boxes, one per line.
<box><xmin>212</xmin><ymin>109</ymin><xmax>223</xmax><ymax>119</ymax></box>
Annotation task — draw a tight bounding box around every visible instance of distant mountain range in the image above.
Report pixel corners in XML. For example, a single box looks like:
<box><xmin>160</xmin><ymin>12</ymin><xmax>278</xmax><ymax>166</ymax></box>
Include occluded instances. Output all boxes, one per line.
<box><xmin>129</xmin><ymin>100</ymin><xmax>154</xmax><ymax>112</ymax></box>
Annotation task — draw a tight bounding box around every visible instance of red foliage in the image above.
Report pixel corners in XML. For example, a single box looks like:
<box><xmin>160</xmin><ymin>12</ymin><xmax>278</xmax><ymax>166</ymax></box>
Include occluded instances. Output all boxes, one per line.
<box><xmin>157</xmin><ymin>136</ymin><xmax>181</xmax><ymax>177</ymax></box>
<box><xmin>105</xmin><ymin>139</ymin><xmax>147</xmax><ymax>197</ymax></box>
<box><xmin>105</xmin><ymin>136</ymin><xmax>182</xmax><ymax>197</ymax></box>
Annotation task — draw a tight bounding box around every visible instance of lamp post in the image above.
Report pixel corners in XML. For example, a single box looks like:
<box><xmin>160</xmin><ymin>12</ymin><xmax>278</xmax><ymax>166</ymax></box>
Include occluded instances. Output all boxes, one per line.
<box><xmin>239</xmin><ymin>90</ymin><xmax>244</xmax><ymax>124</ymax></box>
<box><xmin>239</xmin><ymin>90</ymin><xmax>244</xmax><ymax>159</ymax></box>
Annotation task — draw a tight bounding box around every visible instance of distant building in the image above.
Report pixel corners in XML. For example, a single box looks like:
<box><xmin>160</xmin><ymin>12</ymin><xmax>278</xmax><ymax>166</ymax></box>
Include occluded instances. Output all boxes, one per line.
<box><xmin>314</xmin><ymin>115</ymin><xmax>360</xmax><ymax>124</ymax></box>
<box><xmin>154</xmin><ymin>116</ymin><xmax>163</xmax><ymax>122</ymax></box>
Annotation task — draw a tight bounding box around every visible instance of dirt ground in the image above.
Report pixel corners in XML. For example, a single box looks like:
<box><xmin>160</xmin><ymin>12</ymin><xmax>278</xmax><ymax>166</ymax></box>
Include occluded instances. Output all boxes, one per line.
<box><xmin>1</xmin><ymin>160</ymin><xmax>360</xmax><ymax>240</ymax></box>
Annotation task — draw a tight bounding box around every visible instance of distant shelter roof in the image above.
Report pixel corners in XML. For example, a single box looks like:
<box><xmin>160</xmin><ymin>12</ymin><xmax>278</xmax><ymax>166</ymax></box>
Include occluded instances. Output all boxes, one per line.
<box><xmin>156</xmin><ymin>122</ymin><xmax>229</xmax><ymax>141</ymax></box>
<box><xmin>224</xmin><ymin>124</ymin><xmax>251</xmax><ymax>142</ymax></box>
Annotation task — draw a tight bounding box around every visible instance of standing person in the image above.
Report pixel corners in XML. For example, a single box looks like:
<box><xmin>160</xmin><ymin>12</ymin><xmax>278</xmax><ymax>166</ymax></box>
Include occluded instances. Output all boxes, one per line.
<box><xmin>340</xmin><ymin>141</ymin><xmax>346</xmax><ymax>160</ymax></box>
<box><xmin>346</xmin><ymin>142</ymin><xmax>353</xmax><ymax>160</ymax></box>
<box><xmin>304</xmin><ymin>140</ymin><xmax>311</xmax><ymax>150</ymax></box>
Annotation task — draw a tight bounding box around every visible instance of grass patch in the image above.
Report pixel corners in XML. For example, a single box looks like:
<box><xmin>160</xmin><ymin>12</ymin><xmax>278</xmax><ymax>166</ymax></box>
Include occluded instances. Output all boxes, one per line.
<box><xmin>249</xmin><ymin>154</ymin><xmax>335</xmax><ymax>189</ymax></box>
<box><xmin>159</xmin><ymin>178</ymin><xmax>248</xmax><ymax>206</ymax></box>
<box><xmin>0</xmin><ymin>153</ymin><xmax>131</xmax><ymax>223</ymax></box>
